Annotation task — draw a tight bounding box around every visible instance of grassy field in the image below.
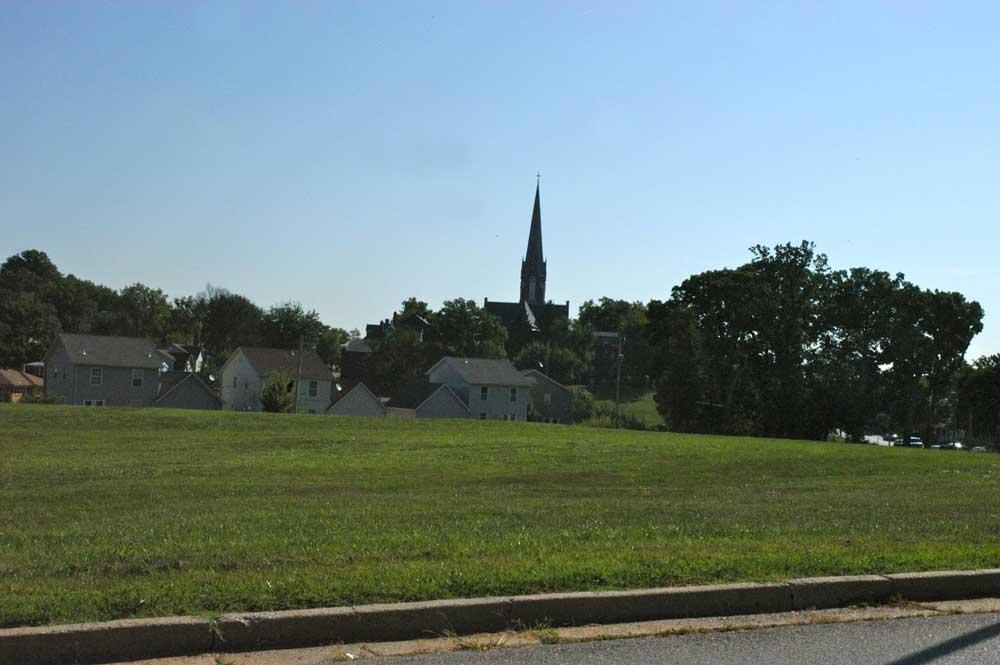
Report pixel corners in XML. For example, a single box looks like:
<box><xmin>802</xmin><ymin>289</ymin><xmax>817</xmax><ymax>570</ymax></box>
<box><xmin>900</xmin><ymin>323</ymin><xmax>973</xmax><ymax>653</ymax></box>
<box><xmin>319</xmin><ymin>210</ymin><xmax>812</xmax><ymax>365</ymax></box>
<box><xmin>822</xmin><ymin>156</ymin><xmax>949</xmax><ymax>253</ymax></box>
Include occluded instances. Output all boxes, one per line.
<box><xmin>592</xmin><ymin>390</ymin><xmax>665</xmax><ymax>428</ymax></box>
<box><xmin>3</xmin><ymin>405</ymin><xmax>1000</xmax><ymax>628</ymax></box>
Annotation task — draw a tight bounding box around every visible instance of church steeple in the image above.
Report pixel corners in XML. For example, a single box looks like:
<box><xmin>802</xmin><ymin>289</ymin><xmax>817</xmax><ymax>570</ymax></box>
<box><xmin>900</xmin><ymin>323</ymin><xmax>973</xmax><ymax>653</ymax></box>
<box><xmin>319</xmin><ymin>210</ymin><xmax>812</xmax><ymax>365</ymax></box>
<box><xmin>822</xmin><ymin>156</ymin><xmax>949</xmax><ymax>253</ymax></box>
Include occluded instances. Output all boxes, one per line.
<box><xmin>520</xmin><ymin>178</ymin><xmax>546</xmax><ymax>305</ymax></box>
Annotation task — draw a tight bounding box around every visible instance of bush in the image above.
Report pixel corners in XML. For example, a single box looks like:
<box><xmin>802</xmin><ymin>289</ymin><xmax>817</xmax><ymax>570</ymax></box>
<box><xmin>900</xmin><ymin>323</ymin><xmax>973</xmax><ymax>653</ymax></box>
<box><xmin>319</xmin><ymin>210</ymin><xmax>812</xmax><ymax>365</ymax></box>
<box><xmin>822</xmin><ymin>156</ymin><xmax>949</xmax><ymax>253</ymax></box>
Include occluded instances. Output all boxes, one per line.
<box><xmin>570</xmin><ymin>386</ymin><xmax>596</xmax><ymax>422</ymax></box>
<box><xmin>260</xmin><ymin>371</ymin><xmax>295</xmax><ymax>413</ymax></box>
<box><xmin>19</xmin><ymin>388</ymin><xmax>59</xmax><ymax>404</ymax></box>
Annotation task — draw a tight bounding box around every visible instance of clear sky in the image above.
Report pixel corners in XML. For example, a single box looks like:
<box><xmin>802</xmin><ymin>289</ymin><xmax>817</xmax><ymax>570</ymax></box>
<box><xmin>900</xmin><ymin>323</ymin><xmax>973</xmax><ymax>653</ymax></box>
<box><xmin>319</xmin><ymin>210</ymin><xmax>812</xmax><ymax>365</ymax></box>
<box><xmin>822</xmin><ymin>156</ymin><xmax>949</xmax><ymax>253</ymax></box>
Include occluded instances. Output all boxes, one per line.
<box><xmin>3</xmin><ymin>2</ymin><xmax>999</xmax><ymax>356</ymax></box>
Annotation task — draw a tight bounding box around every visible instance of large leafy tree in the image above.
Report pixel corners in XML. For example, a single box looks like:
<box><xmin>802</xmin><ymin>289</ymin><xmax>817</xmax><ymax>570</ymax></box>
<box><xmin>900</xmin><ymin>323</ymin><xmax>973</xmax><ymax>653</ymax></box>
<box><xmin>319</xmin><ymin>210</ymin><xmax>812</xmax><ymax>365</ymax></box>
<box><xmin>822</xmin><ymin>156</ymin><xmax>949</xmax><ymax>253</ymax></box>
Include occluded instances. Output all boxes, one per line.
<box><xmin>261</xmin><ymin>302</ymin><xmax>325</xmax><ymax>350</ymax></box>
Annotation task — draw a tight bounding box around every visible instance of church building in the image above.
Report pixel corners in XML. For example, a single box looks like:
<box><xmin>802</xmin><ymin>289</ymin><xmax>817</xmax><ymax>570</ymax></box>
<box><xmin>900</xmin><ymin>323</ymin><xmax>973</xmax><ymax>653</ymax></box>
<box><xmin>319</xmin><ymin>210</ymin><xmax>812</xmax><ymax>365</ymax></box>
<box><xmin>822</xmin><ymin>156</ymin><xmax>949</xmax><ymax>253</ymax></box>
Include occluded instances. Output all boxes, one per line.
<box><xmin>485</xmin><ymin>181</ymin><xmax>569</xmax><ymax>332</ymax></box>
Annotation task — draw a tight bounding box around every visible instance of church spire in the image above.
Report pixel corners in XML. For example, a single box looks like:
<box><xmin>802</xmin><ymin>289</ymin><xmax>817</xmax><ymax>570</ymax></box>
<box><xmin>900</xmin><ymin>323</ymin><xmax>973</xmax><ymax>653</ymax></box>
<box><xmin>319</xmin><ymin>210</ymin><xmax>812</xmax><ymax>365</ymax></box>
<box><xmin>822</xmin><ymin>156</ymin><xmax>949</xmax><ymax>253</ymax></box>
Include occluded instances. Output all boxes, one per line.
<box><xmin>520</xmin><ymin>178</ymin><xmax>547</xmax><ymax>305</ymax></box>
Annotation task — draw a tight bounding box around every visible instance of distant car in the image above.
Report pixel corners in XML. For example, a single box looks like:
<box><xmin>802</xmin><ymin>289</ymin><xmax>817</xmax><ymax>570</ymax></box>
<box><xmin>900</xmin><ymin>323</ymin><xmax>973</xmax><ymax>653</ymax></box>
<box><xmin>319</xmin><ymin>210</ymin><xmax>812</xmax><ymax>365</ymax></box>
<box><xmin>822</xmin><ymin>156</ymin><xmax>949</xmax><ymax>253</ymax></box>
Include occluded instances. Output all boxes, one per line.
<box><xmin>904</xmin><ymin>437</ymin><xmax>924</xmax><ymax>448</ymax></box>
<box><xmin>971</xmin><ymin>446</ymin><xmax>988</xmax><ymax>453</ymax></box>
<box><xmin>935</xmin><ymin>442</ymin><xmax>964</xmax><ymax>451</ymax></box>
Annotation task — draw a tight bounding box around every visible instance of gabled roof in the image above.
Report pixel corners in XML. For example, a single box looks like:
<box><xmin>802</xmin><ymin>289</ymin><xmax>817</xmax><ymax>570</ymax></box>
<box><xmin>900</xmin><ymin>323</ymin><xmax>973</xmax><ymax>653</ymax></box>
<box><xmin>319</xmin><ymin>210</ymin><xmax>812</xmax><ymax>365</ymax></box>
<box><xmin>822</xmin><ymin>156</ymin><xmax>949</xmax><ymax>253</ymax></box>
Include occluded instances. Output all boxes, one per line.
<box><xmin>327</xmin><ymin>381</ymin><xmax>385</xmax><ymax>414</ymax></box>
<box><xmin>154</xmin><ymin>371</ymin><xmax>221</xmax><ymax>406</ymax></box>
<box><xmin>52</xmin><ymin>333</ymin><xmax>174</xmax><ymax>369</ymax></box>
<box><xmin>238</xmin><ymin>347</ymin><xmax>333</xmax><ymax>382</ymax></box>
<box><xmin>521</xmin><ymin>369</ymin><xmax>568</xmax><ymax>393</ymax></box>
<box><xmin>0</xmin><ymin>369</ymin><xmax>43</xmax><ymax>388</ymax></box>
<box><xmin>428</xmin><ymin>356</ymin><xmax>535</xmax><ymax>387</ymax></box>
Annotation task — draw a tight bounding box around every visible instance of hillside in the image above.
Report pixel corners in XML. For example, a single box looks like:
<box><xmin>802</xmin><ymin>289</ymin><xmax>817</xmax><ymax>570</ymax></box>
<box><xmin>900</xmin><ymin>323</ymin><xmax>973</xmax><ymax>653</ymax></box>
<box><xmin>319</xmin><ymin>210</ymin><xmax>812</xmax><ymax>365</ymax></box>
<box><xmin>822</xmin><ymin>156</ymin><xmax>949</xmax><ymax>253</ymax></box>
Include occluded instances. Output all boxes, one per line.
<box><xmin>2</xmin><ymin>405</ymin><xmax>1000</xmax><ymax>628</ymax></box>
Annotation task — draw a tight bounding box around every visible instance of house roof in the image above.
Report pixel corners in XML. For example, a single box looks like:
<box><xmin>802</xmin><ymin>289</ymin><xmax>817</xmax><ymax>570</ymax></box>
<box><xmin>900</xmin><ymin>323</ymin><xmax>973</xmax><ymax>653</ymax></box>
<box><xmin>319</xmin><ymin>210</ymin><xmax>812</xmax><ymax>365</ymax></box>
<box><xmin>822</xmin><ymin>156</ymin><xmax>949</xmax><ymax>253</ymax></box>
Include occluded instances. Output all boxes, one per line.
<box><xmin>0</xmin><ymin>369</ymin><xmax>43</xmax><ymax>388</ymax></box>
<box><xmin>238</xmin><ymin>347</ymin><xmax>333</xmax><ymax>381</ymax></box>
<box><xmin>328</xmin><ymin>381</ymin><xmax>385</xmax><ymax>413</ymax></box>
<box><xmin>343</xmin><ymin>338</ymin><xmax>373</xmax><ymax>353</ymax></box>
<box><xmin>429</xmin><ymin>357</ymin><xmax>535</xmax><ymax>387</ymax></box>
<box><xmin>521</xmin><ymin>369</ymin><xmax>569</xmax><ymax>393</ymax></box>
<box><xmin>484</xmin><ymin>300</ymin><xmax>569</xmax><ymax>331</ymax></box>
<box><xmin>154</xmin><ymin>371</ymin><xmax>221</xmax><ymax>405</ymax></box>
<box><xmin>53</xmin><ymin>333</ymin><xmax>174</xmax><ymax>369</ymax></box>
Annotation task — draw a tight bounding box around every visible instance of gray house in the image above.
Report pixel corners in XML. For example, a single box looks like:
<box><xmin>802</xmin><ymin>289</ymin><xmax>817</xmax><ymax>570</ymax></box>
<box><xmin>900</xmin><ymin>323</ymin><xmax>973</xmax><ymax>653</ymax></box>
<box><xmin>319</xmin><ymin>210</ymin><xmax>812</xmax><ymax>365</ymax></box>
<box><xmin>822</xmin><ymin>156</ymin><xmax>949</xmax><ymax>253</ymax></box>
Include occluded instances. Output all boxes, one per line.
<box><xmin>522</xmin><ymin>369</ymin><xmax>575</xmax><ymax>424</ymax></box>
<box><xmin>388</xmin><ymin>380</ymin><xmax>471</xmax><ymax>419</ymax></box>
<box><xmin>152</xmin><ymin>371</ymin><xmax>221</xmax><ymax>410</ymax></box>
<box><xmin>43</xmin><ymin>333</ymin><xmax>175</xmax><ymax>407</ymax></box>
<box><xmin>327</xmin><ymin>382</ymin><xmax>386</xmax><ymax>417</ymax></box>
<box><xmin>427</xmin><ymin>357</ymin><xmax>534</xmax><ymax>421</ymax></box>
<box><xmin>220</xmin><ymin>346</ymin><xmax>333</xmax><ymax>413</ymax></box>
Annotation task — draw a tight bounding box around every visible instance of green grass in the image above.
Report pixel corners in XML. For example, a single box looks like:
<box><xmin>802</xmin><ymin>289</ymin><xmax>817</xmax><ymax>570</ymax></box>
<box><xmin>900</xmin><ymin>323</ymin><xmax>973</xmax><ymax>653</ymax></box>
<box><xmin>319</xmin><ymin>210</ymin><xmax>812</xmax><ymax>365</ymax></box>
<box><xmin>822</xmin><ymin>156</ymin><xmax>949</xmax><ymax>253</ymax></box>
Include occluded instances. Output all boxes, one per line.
<box><xmin>3</xmin><ymin>404</ymin><xmax>1000</xmax><ymax>628</ymax></box>
<box><xmin>592</xmin><ymin>391</ymin><xmax>665</xmax><ymax>428</ymax></box>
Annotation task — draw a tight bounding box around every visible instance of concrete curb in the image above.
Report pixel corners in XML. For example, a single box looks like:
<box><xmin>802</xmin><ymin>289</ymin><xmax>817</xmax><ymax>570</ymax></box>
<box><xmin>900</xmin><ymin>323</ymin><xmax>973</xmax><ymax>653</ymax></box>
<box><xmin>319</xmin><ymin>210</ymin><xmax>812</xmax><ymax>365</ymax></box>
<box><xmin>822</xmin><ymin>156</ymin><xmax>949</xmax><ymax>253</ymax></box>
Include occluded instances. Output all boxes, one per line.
<box><xmin>4</xmin><ymin>568</ymin><xmax>1000</xmax><ymax>665</ymax></box>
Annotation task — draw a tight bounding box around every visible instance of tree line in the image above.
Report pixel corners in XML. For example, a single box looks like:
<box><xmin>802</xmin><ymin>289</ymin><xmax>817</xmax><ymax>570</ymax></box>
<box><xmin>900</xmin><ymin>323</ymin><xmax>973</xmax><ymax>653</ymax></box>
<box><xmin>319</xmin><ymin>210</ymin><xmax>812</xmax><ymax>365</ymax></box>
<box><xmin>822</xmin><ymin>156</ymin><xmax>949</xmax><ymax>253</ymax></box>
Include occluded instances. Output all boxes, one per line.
<box><xmin>1</xmin><ymin>243</ymin><xmax>991</xmax><ymax>443</ymax></box>
<box><xmin>0</xmin><ymin>250</ymin><xmax>349</xmax><ymax>376</ymax></box>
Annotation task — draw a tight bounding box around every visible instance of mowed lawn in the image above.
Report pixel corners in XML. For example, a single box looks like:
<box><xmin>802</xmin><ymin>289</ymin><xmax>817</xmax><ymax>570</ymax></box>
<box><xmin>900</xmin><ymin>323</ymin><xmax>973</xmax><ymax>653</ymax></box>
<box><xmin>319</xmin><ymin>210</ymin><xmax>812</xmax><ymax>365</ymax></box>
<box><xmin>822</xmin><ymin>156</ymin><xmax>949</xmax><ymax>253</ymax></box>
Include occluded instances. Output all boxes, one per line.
<box><xmin>3</xmin><ymin>406</ymin><xmax>1000</xmax><ymax>628</ymax></box>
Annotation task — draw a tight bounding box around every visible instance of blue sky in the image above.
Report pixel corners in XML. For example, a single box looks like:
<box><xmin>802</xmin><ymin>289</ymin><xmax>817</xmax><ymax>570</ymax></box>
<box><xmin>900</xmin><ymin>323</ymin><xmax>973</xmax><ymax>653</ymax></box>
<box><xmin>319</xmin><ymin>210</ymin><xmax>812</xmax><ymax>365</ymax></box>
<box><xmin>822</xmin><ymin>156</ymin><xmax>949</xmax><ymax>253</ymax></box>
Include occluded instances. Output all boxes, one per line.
<box><xmin>3</xmin><ymin>2</ymin><xmax>999</xmax><ymax>356</ymax></box>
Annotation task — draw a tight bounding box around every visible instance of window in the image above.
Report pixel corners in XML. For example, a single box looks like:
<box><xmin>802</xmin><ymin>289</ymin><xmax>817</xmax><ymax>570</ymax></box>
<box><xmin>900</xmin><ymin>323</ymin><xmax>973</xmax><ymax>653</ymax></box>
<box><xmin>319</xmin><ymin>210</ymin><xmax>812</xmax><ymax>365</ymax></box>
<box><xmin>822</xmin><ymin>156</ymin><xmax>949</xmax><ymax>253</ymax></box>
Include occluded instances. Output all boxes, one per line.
<box><xmin>128</xmin><ymin>400</ymin><xmax>142</xmax><ymax>408</ymax></box>
<box><xmin>510</xmin><ymin>388</ymin><xmax>517</xmax><ymax>403</ymax></box>
<box><xmin>544</xmin><ymin>392</ymin><xmax>552</xmax><ymax>405</ymax></box>
<box><xmin>479</xmin><ymin>412</ymin><xmax>486</xmax><ymax>420</ymax></box>
<box><xmin>309</xmin><ymin>380</ymin><xmax>318</xmax><ymax>397</ymax></box>
<box><xmin>480</xmin><ymin>386</ymin><xmax>488</xmax><ymax>401</ymax></box>
<box><xmin>90</xmin><ymin>367</ymin><xmax>102</xmax><ymax>386</ymax></box>
<box><xmin>131</xmin><ymin>368</ymin><xmax>143</xmax><ymax>387</ymax></box>
<box><xmin>83</xmin><ymin>400</ymin><xmax>105</xmax><ymax>407</ymax></box>
<box><xmin>232</xmin><ymin>377</ymin><xmax>237</xmax><ymax>389</ymax></box>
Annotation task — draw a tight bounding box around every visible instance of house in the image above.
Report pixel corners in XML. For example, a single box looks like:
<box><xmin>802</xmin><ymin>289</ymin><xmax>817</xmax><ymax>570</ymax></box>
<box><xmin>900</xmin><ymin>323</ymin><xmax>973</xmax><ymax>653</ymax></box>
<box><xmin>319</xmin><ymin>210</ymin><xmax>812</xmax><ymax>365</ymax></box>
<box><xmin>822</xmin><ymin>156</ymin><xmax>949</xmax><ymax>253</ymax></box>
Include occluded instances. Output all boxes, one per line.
<box><xmin>0</xmin><ymin>369</ymin><xmax>44</xmax><ymax>403</ymax></box>
<box><xmin>327</xmin><ymin>382</ymin><xmax>386</xmax><ymax>417</ymax></box>
<box><xmin>521</xmin><ymin>369</ymin><xmax>575</xmax><ymax>424</ymax></box>
<box><xmin>161</xmin><ymin>343</ymin><xmax>206</xmax><ymax>373</ymax></box>
<box><xmin>219</xmin><ymin>346</ymin><xmax>333</xmax><ymax>413</ymax></box>
<box><xmin>388</xmin><ymin>379</ymin><xmax>471</xmax><ymax>419</ymax></box>
<box><xmin>340</xmin><ymin>337</ymin><xmax>374</xmax><ymax>383</ymax></box>
<box><xmin>427</xmin><ymin>356</ymin><xmax>535</xmax><ymax>421</ymax></box>
<box><xmin>152</xmin><ymin>371</ymin><xmax>221</xmax><ymax>410</ymax></box>
<box><xmin>43</xmin><ymin>334</ymin><xmax>175</xmax><ymax>407</ymax></box>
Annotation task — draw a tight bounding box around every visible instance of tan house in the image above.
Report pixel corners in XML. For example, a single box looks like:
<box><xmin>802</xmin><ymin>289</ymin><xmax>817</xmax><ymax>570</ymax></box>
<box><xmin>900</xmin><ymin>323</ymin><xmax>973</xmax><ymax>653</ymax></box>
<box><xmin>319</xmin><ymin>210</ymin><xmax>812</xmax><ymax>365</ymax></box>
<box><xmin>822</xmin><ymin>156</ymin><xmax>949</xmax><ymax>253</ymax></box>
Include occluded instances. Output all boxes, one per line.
<box><xmin>0</xmin><ymin>369</ymin><xmax>43</xmax><ymax>402</ymax></box>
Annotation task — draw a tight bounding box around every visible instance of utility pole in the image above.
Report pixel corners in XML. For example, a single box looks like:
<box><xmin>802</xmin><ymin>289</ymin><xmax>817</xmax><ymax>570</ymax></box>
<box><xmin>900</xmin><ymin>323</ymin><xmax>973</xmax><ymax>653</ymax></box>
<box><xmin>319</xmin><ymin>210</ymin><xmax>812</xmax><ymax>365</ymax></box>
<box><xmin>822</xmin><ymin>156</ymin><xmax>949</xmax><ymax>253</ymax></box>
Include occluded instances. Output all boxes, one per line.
<box><xmin>614</xmin><ymin>332</ymin><xmax>624</xmax><ymax>429</ymax></box>
<box><xmin>293</xmin><ymin>334</ymin><xmax>304</xmax><ymax>414</ymax></box>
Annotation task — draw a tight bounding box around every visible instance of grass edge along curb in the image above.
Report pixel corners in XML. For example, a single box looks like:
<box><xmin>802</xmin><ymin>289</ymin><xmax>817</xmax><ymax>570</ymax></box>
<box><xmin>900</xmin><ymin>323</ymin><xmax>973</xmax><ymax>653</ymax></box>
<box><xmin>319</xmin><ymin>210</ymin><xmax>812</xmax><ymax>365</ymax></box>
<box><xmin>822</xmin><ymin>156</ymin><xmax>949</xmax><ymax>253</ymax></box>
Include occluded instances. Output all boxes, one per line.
<box><xmin>3</xmin><ymin>569</ymin><xmax>1000</xmax><ymax>665</ymax></box>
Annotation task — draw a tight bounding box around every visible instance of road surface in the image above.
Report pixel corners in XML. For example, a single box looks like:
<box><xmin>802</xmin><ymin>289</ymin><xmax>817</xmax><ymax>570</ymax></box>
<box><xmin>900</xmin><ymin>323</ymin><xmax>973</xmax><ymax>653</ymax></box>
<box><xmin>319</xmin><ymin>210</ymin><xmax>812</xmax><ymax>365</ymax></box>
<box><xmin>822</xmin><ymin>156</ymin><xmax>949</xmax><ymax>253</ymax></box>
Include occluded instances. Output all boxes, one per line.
<box><xmin>376</xmin><ymin>613</ymin><xmax>1000</xmax><ymax>665</ymax></box>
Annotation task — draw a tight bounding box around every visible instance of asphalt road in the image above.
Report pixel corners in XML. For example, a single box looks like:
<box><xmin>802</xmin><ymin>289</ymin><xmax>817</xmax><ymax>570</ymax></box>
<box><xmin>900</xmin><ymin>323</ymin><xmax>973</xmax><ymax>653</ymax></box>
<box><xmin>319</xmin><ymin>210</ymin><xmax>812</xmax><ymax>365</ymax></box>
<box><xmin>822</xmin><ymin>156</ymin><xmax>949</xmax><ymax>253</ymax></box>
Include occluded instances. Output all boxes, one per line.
<box><xmin>377</xmin><ymin>613</ymin><xmax>1000</xmax><ymax>665</ymax></box>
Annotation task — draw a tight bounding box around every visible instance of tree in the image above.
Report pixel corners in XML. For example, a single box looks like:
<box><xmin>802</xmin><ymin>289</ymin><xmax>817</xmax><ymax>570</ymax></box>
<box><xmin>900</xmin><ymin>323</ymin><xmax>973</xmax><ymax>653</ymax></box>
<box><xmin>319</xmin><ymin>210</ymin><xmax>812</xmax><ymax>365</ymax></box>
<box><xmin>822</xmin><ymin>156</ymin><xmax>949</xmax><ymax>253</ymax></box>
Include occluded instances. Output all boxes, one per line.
<box><xmin>515</xmin><ymin>342</ymin><xmax>584</xmax><ymax>385</ymax></box>
<box><xmin>428</xmin><ymin>298</ymin><xmax>507</xmax><ymax>359</ymax></box>
<box><xmin>570</xmin><ymin>386</ymin><xmax>596</xmax><ymax>422</ymax></box>
<box><xmin>261</xmin><ymin>302</ymin><xmax>325</xmax><ymax>350</ymax></box>
<box><xmin>259</xmin><ymin>371</ymin><xmax>295</xmax><ymax>413</ymax></box>
<box><xmin>652</xmin><ymin>305</ymin><xmax>705</xmax><ymax>432</ymax></box>
<box><xmin>316</xmin><ymin>327</ymin><xmax>348</xmax><ymax>367</ymax></box>
<box><xmin>117</xmin><ymin>283</ymin><xmax>172</xmax><ymax>340</ymax></box>
<box><xmin>201</xmin><ymin>291</ymin><xmax>263</xmax><ymax>356</ymax></box>
<box><xmin>0</xmin><ymin>291</ymin><xmax>60</xmax><ymax>367</ymax></box>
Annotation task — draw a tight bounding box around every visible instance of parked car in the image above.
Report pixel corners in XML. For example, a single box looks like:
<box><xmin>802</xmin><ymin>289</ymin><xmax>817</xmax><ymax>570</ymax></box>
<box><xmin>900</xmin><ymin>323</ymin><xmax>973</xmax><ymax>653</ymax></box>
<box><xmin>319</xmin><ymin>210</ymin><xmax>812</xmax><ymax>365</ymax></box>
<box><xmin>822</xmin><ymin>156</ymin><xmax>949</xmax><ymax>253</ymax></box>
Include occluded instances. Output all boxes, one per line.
<box><xmin>932</xmin><ymin>442</ymin><xmax>964</xmax><ymax>451</ymax></box>
<box><xmin>896</xmin><ymin>437</ymin><xmax>924</xmax><ymax>448</ymax></box>
<box><xmin>971</xmin><ymin>446</ymin><xmax>988</xmax><ymax>453</ymax></box>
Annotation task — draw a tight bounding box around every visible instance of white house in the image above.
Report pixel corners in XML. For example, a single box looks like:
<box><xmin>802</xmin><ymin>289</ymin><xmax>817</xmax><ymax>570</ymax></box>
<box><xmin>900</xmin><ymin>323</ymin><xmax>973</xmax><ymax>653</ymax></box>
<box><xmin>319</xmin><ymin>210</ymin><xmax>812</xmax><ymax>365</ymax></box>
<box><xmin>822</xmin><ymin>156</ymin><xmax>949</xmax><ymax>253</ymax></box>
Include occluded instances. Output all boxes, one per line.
<box><xmin>220</xmin><ymin>347</ymin><xmax>333</xmax><ymax>413</ymax></box>
<box><xmin>426</xmin><ymin>356</ymin><xmax>534</xmax><ymax>421</ymax></box>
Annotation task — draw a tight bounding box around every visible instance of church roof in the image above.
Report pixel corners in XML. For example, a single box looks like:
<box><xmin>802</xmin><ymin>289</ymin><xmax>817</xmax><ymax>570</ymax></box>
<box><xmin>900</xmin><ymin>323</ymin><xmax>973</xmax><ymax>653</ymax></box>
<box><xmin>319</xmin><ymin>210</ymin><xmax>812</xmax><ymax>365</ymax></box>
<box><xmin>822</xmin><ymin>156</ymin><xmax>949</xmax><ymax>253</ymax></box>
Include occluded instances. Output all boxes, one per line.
<box><xmin>523</xmin><ymin>182</ymin><xmax>545</xmax><ymax>275</ymax></box>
